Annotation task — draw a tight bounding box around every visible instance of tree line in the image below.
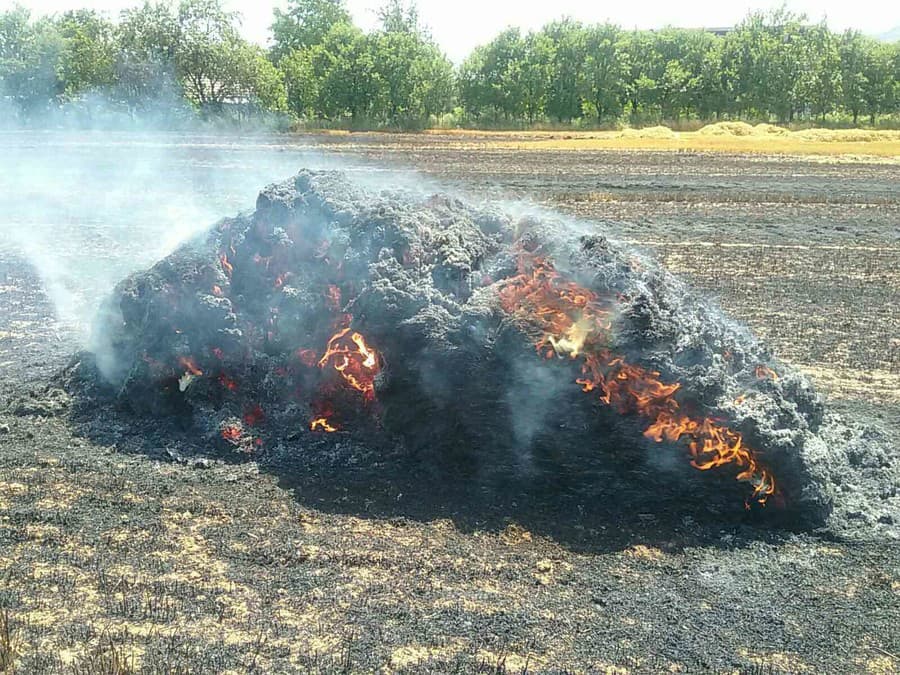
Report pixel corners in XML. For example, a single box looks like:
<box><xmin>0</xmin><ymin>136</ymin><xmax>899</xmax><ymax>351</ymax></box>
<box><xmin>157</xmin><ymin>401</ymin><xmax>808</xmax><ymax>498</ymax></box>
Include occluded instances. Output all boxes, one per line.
<box><xmin>1</xmin><ymin>0</ymin><xmax>898</xmax><ymax>129</ymax></box>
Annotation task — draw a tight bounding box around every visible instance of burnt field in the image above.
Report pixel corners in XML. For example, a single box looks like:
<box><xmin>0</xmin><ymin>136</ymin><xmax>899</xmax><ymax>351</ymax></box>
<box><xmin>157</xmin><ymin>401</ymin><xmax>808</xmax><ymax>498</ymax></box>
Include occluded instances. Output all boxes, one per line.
<box><xmin>1</xmin><ymin>133</ymin><xmax>899</xmax><ymax>673</ymax></box>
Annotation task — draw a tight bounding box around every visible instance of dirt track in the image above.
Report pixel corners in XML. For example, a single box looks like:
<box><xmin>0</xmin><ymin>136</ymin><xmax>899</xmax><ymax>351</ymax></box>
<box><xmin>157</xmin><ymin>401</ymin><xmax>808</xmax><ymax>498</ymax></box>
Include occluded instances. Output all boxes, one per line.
<box><xmin>1</xmin><ymin>136</ymin><xmax>898</xmax><ymax>673</ymax></box>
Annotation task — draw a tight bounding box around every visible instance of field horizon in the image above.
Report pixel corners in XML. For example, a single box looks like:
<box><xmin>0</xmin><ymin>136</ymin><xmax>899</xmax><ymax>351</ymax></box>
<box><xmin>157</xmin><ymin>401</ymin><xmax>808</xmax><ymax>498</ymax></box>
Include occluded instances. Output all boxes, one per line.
<box><xmin>305</xmin><ymin>122</ymin><xmax>900</xmax><ymax>158</ymax></box>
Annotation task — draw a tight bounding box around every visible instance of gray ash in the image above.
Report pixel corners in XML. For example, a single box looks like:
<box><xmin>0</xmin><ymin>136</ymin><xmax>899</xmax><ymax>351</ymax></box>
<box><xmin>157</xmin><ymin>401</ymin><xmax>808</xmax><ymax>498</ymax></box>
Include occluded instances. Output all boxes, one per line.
<box><xmin>64</xmin><ymin>170</ymin><xmax>898</xmax><ymax>535</ymax></box>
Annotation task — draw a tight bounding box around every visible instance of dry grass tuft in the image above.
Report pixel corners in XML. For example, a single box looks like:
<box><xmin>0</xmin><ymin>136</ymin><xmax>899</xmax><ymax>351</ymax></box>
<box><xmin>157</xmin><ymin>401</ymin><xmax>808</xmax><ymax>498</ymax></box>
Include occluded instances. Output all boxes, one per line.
<box><xmin>428</xmin><ymin>125</ymin><xmax>900</xmax><ymax>157</ymax></box>
<box><xmin>697</xmin><ymin>121</ymin><xmax>757</xmax><ymax>136</ymax></box>
<box><xmin>0</xmin><ymin>610</ymin><xmax>21</xmax><ymax>675</ymax></box>
<box><xmin>70</xmin><ymin>632</ymin><xmax>138</xmax><ymax>675</ymax></box>
<box><xmin>620</xmin><ymin>125</ymin><xmax>675</xmax><ymax>139</ymax></box>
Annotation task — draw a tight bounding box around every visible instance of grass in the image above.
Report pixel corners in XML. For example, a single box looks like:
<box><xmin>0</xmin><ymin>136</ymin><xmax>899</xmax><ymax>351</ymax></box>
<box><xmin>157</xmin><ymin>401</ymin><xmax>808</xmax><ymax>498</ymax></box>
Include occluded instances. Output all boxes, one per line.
<box><xmin>323</xmin><ymin>123</ymin><xmax>900</xmax><ymax>157</ymax></box>
<box><xmin>0</xmin><ymin>609</ymin><xmax>21</xmax><ymax>674</ymax></box>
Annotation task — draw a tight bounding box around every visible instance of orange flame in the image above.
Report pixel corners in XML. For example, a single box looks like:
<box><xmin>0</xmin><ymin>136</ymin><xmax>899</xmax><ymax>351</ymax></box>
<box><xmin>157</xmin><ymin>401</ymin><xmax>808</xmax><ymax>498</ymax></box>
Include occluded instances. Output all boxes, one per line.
<box><xmin>220</xmin><ymin>253</ymin><xmax>233</xmax><ymax>279</ymax></box>
<box><xmin>755</xmin><ymin>364</ymin><xmax>779</xmax><ymax>382</ymax></box>
<box><xmin>178</xmin><ymin>356</ymin><xmax>203</xmax><ymax>376</ymax></box>
<box><xmin>212</xmin><ymin>285</ymin><xmax>223</xmax><ymax>297</ymax></box>
<box><xmin>310</xmin><ymin>417</ymin><xmax>338</xmax><ymax>432</ymax></box>
<box><xmin>499</xmin><ymin>254</ymin><xmax>777</xmax><ymax>505</ymax></box>
<box><xmin>274</xmin><ymin>272</ymin><xmax>288</xmax><ymax>289</ymax></box>
<box><xmin>318</xmin><ymin>325</ymin><xmax>381</xmax><ymax>400</ymax></box>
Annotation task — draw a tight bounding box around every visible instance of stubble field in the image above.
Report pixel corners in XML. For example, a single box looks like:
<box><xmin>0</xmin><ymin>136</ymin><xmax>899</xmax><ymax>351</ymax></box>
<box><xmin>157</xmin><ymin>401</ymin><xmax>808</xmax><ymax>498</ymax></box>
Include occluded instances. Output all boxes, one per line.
<box><xmin>0</xmin><ymin>132</ymin><xmax>898</xmax><ymax>673</ymax></box>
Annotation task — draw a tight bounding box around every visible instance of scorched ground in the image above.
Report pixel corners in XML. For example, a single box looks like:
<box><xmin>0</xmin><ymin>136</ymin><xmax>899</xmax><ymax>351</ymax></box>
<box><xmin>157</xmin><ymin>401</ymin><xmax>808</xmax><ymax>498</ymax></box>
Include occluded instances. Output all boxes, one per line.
<box><xmin>0</xmin><ymin>141</ymin><xmax>898</xmax><ymax>673</ymax></box>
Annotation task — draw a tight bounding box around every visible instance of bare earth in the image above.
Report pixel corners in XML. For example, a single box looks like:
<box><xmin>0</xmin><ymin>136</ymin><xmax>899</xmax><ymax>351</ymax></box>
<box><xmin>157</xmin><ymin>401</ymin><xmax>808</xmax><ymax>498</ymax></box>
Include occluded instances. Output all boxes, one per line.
<box><xmin>0</xmin><ymin>134</ymin><xmax>898</xmax><ymax>673</ymax></box>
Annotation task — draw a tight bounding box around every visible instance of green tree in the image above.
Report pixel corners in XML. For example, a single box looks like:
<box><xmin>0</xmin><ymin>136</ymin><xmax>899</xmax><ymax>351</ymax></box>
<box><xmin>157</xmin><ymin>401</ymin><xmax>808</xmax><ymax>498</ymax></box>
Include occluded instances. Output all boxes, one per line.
<box><xmin>377</xmin><ymin>0</ymin><xmax>420</xmax><ymax>35</ymax></box>
<box><xmin>367</xmin><ymin>2</ymin><xmax>453</xmax><ymax>125</ymax></box>
<box><xmin>407</xmin><ymin>41</ymin><xmax>454</xmax><ymax>121</ymax></box>
<box><xmin>175</xmin><ymin>0</ymin><xmax>240</xmax><ymax>107</ymax></box>
<box><xmin>457</xmin><ymin>45</ymin><xmax>490</xmax><ymax>119</ymax></box>
<box><xmin>246</xmin><ymin>46</ymin><xmax>288</xmax><ymax>112</ymax></box>
<box><xmin>697</xmin><ymin>36</ymin><xmax>731</xmax><ymax>119</ymax></box>
<box><xmin>458</xmin><ymin>28</ymin><xmax>526</xmax><ymax>121</ymax></box>
<box><xmin>0</xmin><ymin>7</ymin><xmax>64</xmax><ymax>119</ymax></box>
<box><xmin>839</xmin><ymin>30</ymin><xmax>868</xmax><ymax>125</ymax></box>
<box><xmin>56</xmin><ymin>10</ymin><xmax>118</xmax><ymax>98</ymax></box>
<box><xmin>520</xmin><ymin>31</ymin><xmax>553</xmax><ymax>123</ymax></box>
<box><xmin>862</xmin><ymin>42</ymin><xmax>897</xmax><ymax>124</ymax></box>
<box><xmin>119</xmin><ymin>1</ymin><xmax>180</xmax><ymax>60</ymax></box>
<box><xmin>281</xmin><ymin>47</ymin><xmax>318</xmax><ymax>118</ymax></box>
<box><xmin>311</xmin><ymin>22</ymin><xmax>382</xmax><ymax>121</ymax></box>
<box><xmin>620</xmin><ymin>30</ymin><xmax>658</xmax><ymax>117</ymax></box>
<box><xmin>115</xmin><ymin>2</ymin><xmax>182</xmax><ymax>113</ymax></box>
<box><xmin>176</xmin><ymin>0</ymin><xmax>286</xmax><ymax>115</ymax></box>
<box><xmin>807</xmin><ymin>21</ymin><xmax>841</xmax><ymax>122</ymax></box>
<box><xmin>271</xmin><ymin>0</ymin><xmax>349</xmax><ymax>62</ymax></box>
<box><xmin>579</xmin><ymin>24</ymin><xmax>626</xmax><ymax>121</ymax></box>
<box><xmin>541</xmin><ymin>19</ymin><xmax>586</xmax><ymax>122</ymax></box>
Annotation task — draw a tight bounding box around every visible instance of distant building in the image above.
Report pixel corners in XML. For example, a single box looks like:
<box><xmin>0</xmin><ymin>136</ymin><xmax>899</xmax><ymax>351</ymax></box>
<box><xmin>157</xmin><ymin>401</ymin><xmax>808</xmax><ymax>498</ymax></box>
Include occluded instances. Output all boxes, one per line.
<box><xmin>652</xmin><ymin>26</ymin><xmax>734</xmax><ymax>36</ymax></box>
<box><xmin>701</xmin><ymin>27</ymin><xmax>733</xmax><ymax>36</ymax></box>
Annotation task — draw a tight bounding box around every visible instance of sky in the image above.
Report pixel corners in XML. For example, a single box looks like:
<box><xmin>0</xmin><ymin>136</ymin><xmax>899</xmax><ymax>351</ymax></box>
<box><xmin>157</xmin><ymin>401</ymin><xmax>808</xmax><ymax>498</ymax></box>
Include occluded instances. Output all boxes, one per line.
<box><xmin>7</xmin><ymin>0</ymin><xmax>900</xmax><ymax>63</ymax></box>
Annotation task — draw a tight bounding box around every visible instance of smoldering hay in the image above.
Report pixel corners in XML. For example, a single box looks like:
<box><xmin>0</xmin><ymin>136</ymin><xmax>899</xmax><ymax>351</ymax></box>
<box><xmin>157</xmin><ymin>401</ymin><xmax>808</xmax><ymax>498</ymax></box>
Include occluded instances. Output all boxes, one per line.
<box><xmin>67</xmin><ymin>169</ymin><xmax>899</xmax><ymax>534</ymax></box>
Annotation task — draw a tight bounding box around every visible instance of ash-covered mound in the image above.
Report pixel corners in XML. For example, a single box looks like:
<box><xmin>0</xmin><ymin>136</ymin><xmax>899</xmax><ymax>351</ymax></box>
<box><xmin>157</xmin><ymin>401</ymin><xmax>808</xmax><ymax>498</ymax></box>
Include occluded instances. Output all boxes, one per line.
<box><xmin>68</xmin><ymin>170</ymin><xmax>898</xmax><ymax>535</ymax></box>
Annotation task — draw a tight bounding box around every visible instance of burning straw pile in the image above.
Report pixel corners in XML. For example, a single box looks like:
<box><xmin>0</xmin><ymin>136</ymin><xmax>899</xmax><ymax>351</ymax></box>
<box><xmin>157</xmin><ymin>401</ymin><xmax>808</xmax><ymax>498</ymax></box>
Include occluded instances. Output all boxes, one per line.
<box><xmin>70</xmin><ymin>170</ymin><xmax>898</xmax><ymax>531</ymax></box>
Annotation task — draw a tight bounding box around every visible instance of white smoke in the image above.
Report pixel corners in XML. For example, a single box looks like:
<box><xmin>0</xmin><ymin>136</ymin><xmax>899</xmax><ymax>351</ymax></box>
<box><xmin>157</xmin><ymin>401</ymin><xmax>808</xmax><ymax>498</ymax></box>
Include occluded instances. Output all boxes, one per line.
<box><xmin>0</xmin><ymin>129</ymin><xmax>368</xmax><ymax>345</ymax></box>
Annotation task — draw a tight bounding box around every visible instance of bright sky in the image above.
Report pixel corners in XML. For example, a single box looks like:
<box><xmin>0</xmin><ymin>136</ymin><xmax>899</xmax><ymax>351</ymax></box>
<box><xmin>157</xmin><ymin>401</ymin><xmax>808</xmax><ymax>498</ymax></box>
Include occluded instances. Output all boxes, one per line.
<box><xmin>8</xmin><ymin>0</ymin><xmax>900</xmax><ymax>62</ymax></box>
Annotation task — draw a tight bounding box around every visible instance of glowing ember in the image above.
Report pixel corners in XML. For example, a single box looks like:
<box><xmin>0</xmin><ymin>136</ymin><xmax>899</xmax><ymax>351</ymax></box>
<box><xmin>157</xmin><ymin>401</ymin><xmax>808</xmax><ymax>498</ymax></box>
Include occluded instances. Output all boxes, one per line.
<box><xmin>499</xmin><ymin>253</ymin><xmax>777</xmax><ymax>505</ymax></box>
<box><xmin>243</xmin><ymin>404</ymin><xmax>265</xmax><ymax>426</ymax></box>
<box><xmin>755</xmin><ymin>364</ymin><xmax>780</xmax><ymax>382</ymax></box>
<box><xmin>310</xmin><ymin>417</ymin><xmax>338</xmax><ymax>432</ymax></box>
<box><xmin>212</xmin><ymin>285</ymin><xmax>223</xmax><ymax>297</ymax></box>
<box><xmin>221</xmin><ymin>425</ymin><xmax>242</xmax><ymax>443</ymax></box>
<box><xmin>219</xmin><ymin>253</ymin><xmax>233</xmax><ymax>279</ymax></box>
<box><xmin>318</xmin><ymin>325</ymin><xmax>381</xmax><ymax>400</ymax></box>
<box><xmin>274</xmin><ymin>272</ymin><xmax>288</xmax><ymax>289</ymax></box>
<box><xmin>218</xmin><ymin>373</ymin><xmax>238</xmax><ymax>392</ymax></box>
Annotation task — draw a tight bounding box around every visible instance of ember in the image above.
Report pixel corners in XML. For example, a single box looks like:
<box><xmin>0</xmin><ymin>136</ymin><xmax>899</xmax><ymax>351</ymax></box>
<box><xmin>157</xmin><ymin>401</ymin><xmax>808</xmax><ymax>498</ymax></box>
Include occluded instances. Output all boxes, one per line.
<box><xmin>755</xmin><ymin>364</ymin><xmax>780</xmax><ymax>381</ymax></box>
<box><xmin>218</xmin><ymin>373</ymin><xmax>238</xmax><ymax>391</ymax></box>
<box><xmin>243</xmin><ymin>404</ymin><xmax>265</xmax><ymax>426</ymax></box>
<box><xmin>221</xmin><ymin>424</ymin><xmax>242</xmax><ymax>443</ymax></box>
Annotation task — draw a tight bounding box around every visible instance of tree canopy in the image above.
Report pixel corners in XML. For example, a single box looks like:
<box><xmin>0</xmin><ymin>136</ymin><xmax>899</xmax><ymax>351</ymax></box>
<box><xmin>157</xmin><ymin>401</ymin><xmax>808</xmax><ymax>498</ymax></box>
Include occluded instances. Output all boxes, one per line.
<box><xmin>1</xmin><ymin>2</ymin><xmax>897</xmax><ymax>128</ymax></box>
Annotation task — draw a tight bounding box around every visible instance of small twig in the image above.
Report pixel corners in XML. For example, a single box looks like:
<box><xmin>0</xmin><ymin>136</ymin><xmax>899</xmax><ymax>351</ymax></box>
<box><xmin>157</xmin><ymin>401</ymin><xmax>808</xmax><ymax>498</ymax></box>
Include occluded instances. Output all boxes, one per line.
<box><xmin>874</xmin><ymin>646</ymin><xmax>899</xmax><ymax>661</ymax></box>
